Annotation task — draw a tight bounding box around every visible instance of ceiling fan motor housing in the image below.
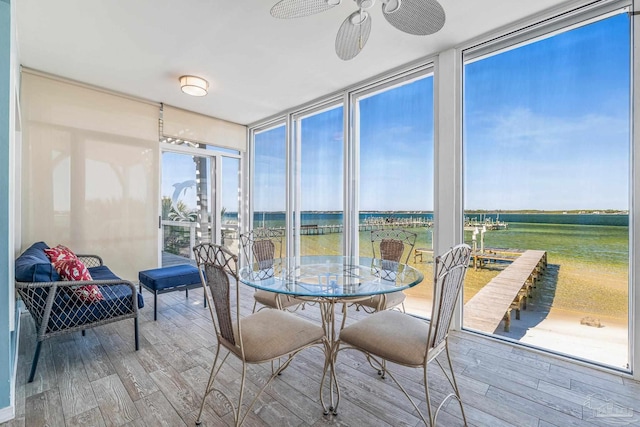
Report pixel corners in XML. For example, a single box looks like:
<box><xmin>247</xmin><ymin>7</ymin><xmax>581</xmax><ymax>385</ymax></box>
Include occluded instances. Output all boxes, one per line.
<box><xmin>382</xmin><ymin>0</ymin><xmax>401</xmax><ymax>14</ymax></box>
<box><xmin>356</xmin><ymin>0</ymin><xmax>375</xmax><ymax>10</ymax></box>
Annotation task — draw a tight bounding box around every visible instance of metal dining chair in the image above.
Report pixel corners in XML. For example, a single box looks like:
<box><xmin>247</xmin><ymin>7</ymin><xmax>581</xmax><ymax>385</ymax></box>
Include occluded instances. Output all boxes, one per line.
<box><xmin>355</xmin><ymin>228</ymin><xmax>418</xmax><ymax>312</ymax></box>
<box><xmin>336</xmin><ymin>243</ymin><xmax>472</xmax><ymax>426</ymax></box>
<box><xmin>239</xmin><ymin>228</ymin><xmax>303</xmax><ymax>312</ymax></box>
<box><xmin>192</xmin><ymin>243</ymin><xmax>325</xmax><ymax>427</ymax></box>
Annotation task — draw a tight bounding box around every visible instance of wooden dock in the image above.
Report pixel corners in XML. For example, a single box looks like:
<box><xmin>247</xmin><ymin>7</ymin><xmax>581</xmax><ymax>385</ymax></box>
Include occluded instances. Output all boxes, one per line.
<box><xmin>471</xmin><ymin>248</ymin><xmax>524</xmax><ymax>270</ymax></box>
<box><xmin>274</xmin><ymin>219</ymin><xmax>433</xmax><ymax>236</ymax></box>
<box><xmin>464</xmin><ymin>249</ymin><xmax>547</xmax><ymax>333</ymax></box>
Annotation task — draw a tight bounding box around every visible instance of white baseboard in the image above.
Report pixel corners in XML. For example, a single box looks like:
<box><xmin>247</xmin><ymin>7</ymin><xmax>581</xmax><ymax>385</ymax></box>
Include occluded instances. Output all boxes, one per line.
<box><xmin>0</xmin><ymin>404</ymin><xmax>15</xmax><ymax>424</ymax></box>
<box><xmin>0</xmin><ymin>306</ymin><xmax>21</xmax><ymax>423</ymax></box>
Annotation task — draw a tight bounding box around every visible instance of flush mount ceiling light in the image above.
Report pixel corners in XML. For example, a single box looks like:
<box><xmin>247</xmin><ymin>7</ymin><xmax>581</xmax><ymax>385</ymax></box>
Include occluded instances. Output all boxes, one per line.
<box><xmin>179</xmin><ymin>75</ymin><xmax>208</xmax><ymax>97</ymax></box>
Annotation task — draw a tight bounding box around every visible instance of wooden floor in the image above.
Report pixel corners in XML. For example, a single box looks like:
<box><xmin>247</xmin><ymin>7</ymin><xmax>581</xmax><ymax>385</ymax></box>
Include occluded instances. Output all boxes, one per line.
<box><xmin>4</xmin><ymin>282</ymin><xmax>640</xmax><ymax>427</ymax></box>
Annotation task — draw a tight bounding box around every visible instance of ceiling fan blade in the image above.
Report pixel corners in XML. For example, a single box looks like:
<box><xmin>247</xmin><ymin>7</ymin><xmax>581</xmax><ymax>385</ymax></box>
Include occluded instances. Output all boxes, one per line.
<box><xmin>335</xmin><ymin>10</ymin><xmax>372</xmax><ymax>61</ymax></box>
<box><xmin>382</xmin><ymin>0</ymin><xmax>445</xmax><ymax>36</ymax></box>
<box><xmin>271</xmin><ymin>0</ymin><xmax>337</xmax><ymax>19</ymax></box>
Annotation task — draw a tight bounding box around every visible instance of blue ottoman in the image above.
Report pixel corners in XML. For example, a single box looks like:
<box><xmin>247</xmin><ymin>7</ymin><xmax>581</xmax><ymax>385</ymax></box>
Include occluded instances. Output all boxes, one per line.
<box><xmin>138</xmin><ymin>264</ymin><xmax>204</xmax><ymax>321</ymax></box>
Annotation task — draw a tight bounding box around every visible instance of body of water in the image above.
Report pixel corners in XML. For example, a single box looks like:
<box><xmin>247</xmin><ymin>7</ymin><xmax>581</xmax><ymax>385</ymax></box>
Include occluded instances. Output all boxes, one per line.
<box><xmin>241</xmin><ymin>211</ymin><xmax>629</xmax><ymax>265</ymax></box>
<box><xmin>244</xmin><ymin>211</ymin><xmax>628</xmax><ymax>227</ymax></box>
<box><xmin>239</xmin><ymin>211</ymin><xmax>630</xmax><ymax>319</ymax></box>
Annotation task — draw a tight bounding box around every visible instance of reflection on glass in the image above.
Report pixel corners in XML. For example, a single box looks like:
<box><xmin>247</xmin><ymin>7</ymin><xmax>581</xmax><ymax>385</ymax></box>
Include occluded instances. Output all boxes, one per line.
<box><xmin>161</xmin><ymin>152</ymin><xmax>212</xmax><ymax>263</ymax></box>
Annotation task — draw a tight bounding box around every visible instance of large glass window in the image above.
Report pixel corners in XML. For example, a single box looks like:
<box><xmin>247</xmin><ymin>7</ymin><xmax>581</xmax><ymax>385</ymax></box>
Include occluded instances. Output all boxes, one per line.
<box><xmin>297</xmin><ymin>105</ymin><xmax>344</xmax><ymax>256</ymax></box>
<box><xmin>463</xmin><ymin>13</ymin><xmax>630</xmax><ymax>369</ymax></box>
<box><xmin>253</xmin><ymin>124</ymin><xmax>287</xmax><ymax>252</ymax></box>
<box><xmin>221</xmin><ymin>156</ymin><xmax>240</xmax><ymax>253</ymax></box>
<box><xmin>355</xmin><ymin>75</ymin><xmax>435</xmax><ymax>317</ymax></box>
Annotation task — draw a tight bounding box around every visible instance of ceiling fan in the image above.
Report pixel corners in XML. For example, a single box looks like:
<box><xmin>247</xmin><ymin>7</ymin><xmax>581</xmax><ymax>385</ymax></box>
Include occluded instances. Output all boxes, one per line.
<box><xmin>270</xmin><ymin>0</ymin><xmax>446</xmax><ymax>61</ymax></box>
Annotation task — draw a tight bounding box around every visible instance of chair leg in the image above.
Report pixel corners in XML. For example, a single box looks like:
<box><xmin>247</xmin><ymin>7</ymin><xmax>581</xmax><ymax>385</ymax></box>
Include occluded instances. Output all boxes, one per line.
<box><xmin>28</xmin><ymin>341</ymin><xmax>43</xmax><ymax>383</ymax></box>
<box><xmin>235</xmin><ymin>364</ymin><xmax>248</xmax><ymax>426</ymax></box>
<box><xmin>340</xmin><ymin>303</ymin><xmax>348</xmax><ymax>331</ymax></box>
<box><xmin>423</xmin><ymin>362</ymin><xmax>435</xmax><ymax>426</ymax></box>
<box><xmin>444</xmin><ymin>344</ymin><xmax>468</xmax><ymax>426</ymax></box>
<box><xmin>378</xmin><ymin>359</ymin><xmax>387</xmax><ymax>378</ymax></box>
<box><xmin>197</xmin><ymin>346</ymin><xmax>221</xmax><ymax>425</ymax></box>
<box><xmin>134</xmin><ymin>317</ymin><xmax>139</xmax><ymax>351</ymax></box>
<box><xmin>154</xmin><ymin>291</ymin><xmax>158</xmax><ymax>321</ymax></box>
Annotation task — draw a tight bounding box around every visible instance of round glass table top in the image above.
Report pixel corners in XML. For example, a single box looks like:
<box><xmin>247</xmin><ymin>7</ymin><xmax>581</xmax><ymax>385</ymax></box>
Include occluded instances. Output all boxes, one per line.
<box><xmin>238</xmin><ymin>255</ymin><xmax>424</xmax><ymax>298</ymax></box>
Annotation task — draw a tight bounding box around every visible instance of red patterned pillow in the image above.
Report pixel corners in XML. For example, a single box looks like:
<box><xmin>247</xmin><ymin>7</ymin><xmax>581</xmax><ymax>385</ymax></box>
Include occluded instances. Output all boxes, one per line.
<box><xmin>44</xmin><ymin>244</ymin><xmax>77</xmax><ymax>263</ymax></box>
<box><xmin>72</xmin><ymin>284</ymin><xmax>104</xmax><ymax>303</ymax></box>
<box><xmin>53</xmin><ymin>258</ymin><xmax>104</xmax><ymax>303</ymax></box>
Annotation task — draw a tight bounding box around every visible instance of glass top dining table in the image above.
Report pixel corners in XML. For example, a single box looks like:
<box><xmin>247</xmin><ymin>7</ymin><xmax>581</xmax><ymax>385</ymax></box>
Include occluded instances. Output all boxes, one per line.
<box><xmin>238</xmin><ymin>255</ymin><xmax>424</xmax><ymax>416</ymax></box>
<box><xmin>238</xmin><ymin>255</ymin><xmax>424</xmax><ymax>299</ymax></box>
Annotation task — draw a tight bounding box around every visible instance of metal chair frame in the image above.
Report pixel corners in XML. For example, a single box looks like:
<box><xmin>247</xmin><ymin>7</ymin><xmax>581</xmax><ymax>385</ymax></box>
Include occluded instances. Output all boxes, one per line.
<box><xmin>354</xmin><ymin>228</ymin><xmax>418</xmax><ymax>313</ymax></box>
<box><xmin>337</xmin><ymin>244</ymin><xmax>472</xmax><ymax>426</ymax></box>
<box><xmin>370</xmin><ymin>228</ymin><xmax>417</xmax><ymax>265</ymax></box>
<box><xmin>239</xmin><ymin>228</ymin><xmax>302</xmax><ymax>311</ymax></box>
<box><xmin>193</xmin><ymin>243</ymin><xmax>325</xmax><ymax>426</ymax></box>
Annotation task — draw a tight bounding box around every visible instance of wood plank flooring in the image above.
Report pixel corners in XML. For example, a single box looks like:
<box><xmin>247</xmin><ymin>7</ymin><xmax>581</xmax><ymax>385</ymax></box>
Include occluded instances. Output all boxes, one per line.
<box><xmin>3</xmin><ymin>282</ymin><xmax>640</xmax><ymax>427</ymax></box>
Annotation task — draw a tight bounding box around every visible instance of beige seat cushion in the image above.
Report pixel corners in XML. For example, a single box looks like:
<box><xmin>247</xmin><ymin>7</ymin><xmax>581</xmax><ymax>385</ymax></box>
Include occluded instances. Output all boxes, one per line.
<box><xmin>339</xmin><ymin>310</ymin><xmax>429</xmax><ymax>366</ymax></box>
<box><xmin>359</xmin><ymin>291</ymin><xmax>406</xmax><ymax>310</ymax></box>
<box><xmin>232</xmin><ymin>309</ymin><xmax>324</xmax><ymax>363</ymax></box>
<box><xmin>254</xmin><ymin>289</ymin><xmax>301</xmax><ymax>309</ymax></box>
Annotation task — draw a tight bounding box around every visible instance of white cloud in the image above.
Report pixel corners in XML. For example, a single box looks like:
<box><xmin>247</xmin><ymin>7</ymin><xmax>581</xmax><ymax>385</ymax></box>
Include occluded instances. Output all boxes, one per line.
<box><xmin>472</xmin><ymin>107</ymin><xmax>627</xmax><ymax>149</ymax></box>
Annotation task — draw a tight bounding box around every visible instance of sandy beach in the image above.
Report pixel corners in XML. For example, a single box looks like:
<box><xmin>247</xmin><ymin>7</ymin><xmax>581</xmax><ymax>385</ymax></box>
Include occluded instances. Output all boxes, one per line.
<box><xmin>404</xmin><ymin>273</ymin><xmax>629</xmax><ymax>369</ymax></box>
<box><xmin>500</xmin><ymin>308</ymin><xmax>628</xmax><ymax>368</ymax></box>
<box><xmin>290</xmin><ymin>219</ymin><xmax>630</xmax><ymax>369</ymax></box>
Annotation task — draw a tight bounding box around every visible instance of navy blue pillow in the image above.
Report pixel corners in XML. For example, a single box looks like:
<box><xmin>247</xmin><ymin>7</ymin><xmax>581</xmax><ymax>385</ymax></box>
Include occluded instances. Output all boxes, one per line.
<box><xmin>15</xmin><ymin>242</ymin><xmax>62</xmax><ymax>282</ymax></box>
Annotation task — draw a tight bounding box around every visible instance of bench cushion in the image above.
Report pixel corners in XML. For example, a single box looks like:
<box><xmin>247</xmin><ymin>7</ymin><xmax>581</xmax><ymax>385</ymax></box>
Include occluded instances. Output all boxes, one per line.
<box><xmin>15</xmin><ymin>241</ymin><xmax>61</xmax><ymax>283</ymax></box>
<box><xmin>89</xmin><ymin>265</ymin><xmax>144</xmax><ymax>309</ymax></box>
<box><xmin>139</xmin><ymin>265</ymin><xmax>201</xmax><ymax>292</ymax></box>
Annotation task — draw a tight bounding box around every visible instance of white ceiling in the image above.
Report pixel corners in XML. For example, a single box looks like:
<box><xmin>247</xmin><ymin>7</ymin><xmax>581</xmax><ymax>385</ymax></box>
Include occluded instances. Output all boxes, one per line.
<box><xmin>16</xmin><ymin>0</ymin><xmax>579</xmax><ymax>126</ymax></box>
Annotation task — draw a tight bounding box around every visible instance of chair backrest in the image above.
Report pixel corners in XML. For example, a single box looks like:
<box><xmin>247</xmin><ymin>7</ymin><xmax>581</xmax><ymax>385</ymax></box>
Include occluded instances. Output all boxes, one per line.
<box><xmin>193</xmin><ymin>243</ymin><xmax>239</xmax><ymax>347</ymax></box>
<box><xmin>427</xmin><ymin>244</ymin><xmax>472</xmax><ymax>351</ymax></box>
<box><xmin>380</xmin><ymin>239</ymin><xmax>404</xmax><ymax>263</ymax></box>
<box><xmin>239</xmin><ymin>228</ymin><xmax>283</xmax><ymax>279</ymax></box>
<box><xmin>371</xmin><ymin>229</ymin><xmax>417</xmax><ymax>265</ymax></box>
<box><xmin>253</xmin><ymin>239</ymin><xmax>275</xmax><ymax>270</ymax></box>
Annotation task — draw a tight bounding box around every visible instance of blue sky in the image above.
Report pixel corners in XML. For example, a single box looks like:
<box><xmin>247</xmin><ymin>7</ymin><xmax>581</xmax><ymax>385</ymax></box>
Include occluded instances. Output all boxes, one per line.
<box><xmin>464</xmin><ymin>13</ymin><xmax>630</xmax><ymax>210</ymax></box>
<box><xmin>253</xmin><ymin>13</ymin><xmax>629</xmax><ymax>213</ymax></box>
<box><xmin>170</xmin><ymin>13</ymin><xmax>630</xmax><ymax>214</ymax></box>
<box><xmin>254</xmin><ymin>78</ymin><xmax>434</xmax><ymax>212</ymax></box>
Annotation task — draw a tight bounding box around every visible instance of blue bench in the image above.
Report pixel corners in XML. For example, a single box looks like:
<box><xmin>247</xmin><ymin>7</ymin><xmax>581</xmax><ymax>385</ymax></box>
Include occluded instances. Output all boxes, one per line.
<box><xmin>15</xmin><ymin>241</ymin><xmax>143</xmax><ymax>382</ymax></box>
<box><xmin>138</xmin><ymin>264</ymin><xmax>204</xmax><ymax>321</ymax></box>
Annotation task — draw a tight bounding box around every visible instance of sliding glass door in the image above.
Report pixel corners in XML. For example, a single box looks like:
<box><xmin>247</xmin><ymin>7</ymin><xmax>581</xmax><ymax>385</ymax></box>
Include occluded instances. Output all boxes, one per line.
<box><xmin>161</xmin><ymin>151</ymin><xmax>213</xmax><ymax>265</ymax></box>
<box><xmin>160</xmin><ymin>146</ymin><xmax>241</xmax><ymax>266</ymax></box>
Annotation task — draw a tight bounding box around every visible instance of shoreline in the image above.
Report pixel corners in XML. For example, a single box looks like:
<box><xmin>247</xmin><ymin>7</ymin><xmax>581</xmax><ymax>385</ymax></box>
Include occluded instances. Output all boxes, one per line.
<box><xmin>405</xmin><ymin>294</ymin><xmax>628</xmax><ymax>369</ymax></box>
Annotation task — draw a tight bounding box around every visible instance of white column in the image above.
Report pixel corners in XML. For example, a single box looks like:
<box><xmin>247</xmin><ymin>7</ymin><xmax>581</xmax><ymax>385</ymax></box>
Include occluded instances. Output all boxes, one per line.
<box><xmin>434</xmin><ymin>48</ymin><xmax>464</xmax><ymax>329</ymax></box>
<box><xmin>631</xmin><ymin>1</ymin><xmax>639</xmax><ymax>380</ymax></box>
